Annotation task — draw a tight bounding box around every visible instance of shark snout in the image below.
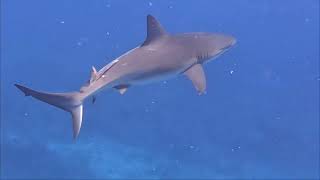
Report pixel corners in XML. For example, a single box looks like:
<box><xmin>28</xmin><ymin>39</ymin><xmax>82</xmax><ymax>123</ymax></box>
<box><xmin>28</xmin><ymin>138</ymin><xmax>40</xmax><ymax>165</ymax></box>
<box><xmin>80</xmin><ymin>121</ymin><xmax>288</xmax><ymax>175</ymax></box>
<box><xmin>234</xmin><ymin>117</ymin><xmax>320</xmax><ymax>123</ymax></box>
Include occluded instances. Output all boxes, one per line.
<box><xmin>219</xmin><ymin>35</ymin><xmax>236</xmax><ymax>52</ymax></box>
<box><xmin>225</xmin><ymin>35</ymin><xmax>236</xmax><ymax>47</ymax></box>
<box><xmin>231</xmin><ymin>37</ymin><xmax>237</xmax><ymax>46</ymax></box>
<box><xmin>207</xmin><ymin>33</ymin><xmax>236</xmax><ymax>52</ymax></box>
<box><xmin>231</xmin><ymin>36</ymin><xmax>237</xmax><ymax>48</ymax></box>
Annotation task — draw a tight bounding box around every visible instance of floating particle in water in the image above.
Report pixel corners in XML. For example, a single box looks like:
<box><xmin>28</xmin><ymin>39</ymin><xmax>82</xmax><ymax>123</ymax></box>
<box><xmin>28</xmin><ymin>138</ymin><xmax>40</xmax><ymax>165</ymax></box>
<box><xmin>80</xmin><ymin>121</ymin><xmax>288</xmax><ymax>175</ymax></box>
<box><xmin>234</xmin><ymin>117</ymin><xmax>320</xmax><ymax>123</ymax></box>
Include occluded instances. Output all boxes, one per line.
<box><xmin>104</xmin><ymin>0</ymin><xmax>111</xmax><ymax>7</ymax></box>
<box><xmin>232</xmin><ymin>146</ymin><xmax>241</xmax><ymax>152</ymax></box>
<box><xmin>24</xmin><ymin>112</ymin><xmax>28</xmax><ymax>116</ymax></box>
<box><xmin>76</xmin><ymin>37</ymin><xmax>88</xmax><ymax>47</ymax></box>
<box><xmin>106</xmin><ymin>31</ymin><xmax>110</xmax><ymax>38</ymax></box>
<box><xmin>230</xmin><ymin>70</ymin><xmax>234</xmax><ymax>75</ymax></box>
<box><xmin>189</xmin><ymin>145</ymin><xmax>194</xmax><ymax>149</ymax></box>
<box><xmin>305</xmin><ymin>18</ymin><xmax>311</xmax><ymax>23</ymax></box>
<box><xmin>163</xmin><ymin>81</ymin><xmax>167</xmax><ymax>84</ymax></box>
<box><xmin>148</xmin><ymin>2</ymin><xmax>153</xmax><ymax>6</ymax></box>
<box><xmin>8</xmin><ymin>134</ymin><xmax>19</xmax><ymax>144</ymax></box>
<box><xmin>60</xmin><ymin>21</ymin><xmax>65</xmax><ymax>24</ymax></box>
<box><xmin>168</xmin><ymin>1</ymin><xmax>174</xmax><ymax>9</ymax></box>
<box><xmin>175</xmin><ymin>159</ymin><xmax>180</xmax><ymax>166</ymax></box>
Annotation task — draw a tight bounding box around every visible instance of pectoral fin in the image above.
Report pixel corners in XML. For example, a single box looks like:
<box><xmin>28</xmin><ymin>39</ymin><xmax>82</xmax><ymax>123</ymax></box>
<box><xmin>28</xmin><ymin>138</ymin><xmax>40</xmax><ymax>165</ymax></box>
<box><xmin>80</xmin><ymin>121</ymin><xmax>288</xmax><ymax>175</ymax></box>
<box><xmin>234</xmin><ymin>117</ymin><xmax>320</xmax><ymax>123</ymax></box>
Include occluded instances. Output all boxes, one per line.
<box><xmin>184</xmin><ymin>64</ymin><xmax>206</xmax><ymax>94</ymax></box>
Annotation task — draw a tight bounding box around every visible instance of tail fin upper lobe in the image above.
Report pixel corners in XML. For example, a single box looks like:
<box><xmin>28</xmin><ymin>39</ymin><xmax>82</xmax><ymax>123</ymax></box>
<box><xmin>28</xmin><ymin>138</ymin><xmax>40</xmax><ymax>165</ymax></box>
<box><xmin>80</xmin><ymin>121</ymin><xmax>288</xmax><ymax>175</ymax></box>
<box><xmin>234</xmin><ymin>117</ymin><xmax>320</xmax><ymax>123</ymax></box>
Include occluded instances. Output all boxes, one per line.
<box><xmin>15</xmin><ymin>84</ymin><xmax>84</xmax><ymax>139</ymax></box>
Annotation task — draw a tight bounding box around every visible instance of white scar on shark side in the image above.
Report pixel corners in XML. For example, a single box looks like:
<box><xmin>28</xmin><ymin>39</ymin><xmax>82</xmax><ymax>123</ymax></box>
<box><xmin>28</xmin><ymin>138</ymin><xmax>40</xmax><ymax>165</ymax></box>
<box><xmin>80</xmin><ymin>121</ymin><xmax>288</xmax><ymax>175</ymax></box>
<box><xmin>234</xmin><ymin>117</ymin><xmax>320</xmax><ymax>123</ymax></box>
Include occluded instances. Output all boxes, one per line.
<box><xmin>15</xmin><ymin>15</ymin><xmax>236</xmax><ymax>139</ymax></box>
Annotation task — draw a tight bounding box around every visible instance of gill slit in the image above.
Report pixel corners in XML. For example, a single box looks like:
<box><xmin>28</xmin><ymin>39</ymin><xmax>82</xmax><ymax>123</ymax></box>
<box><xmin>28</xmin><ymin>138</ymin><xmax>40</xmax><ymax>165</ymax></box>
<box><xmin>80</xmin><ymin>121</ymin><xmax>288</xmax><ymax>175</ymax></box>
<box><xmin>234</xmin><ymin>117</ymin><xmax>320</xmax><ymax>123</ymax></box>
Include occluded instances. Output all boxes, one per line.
<box><xmin>196</xmin><ymin>51</ymin><xmax>209</xmax><ymax>64</ymax></box>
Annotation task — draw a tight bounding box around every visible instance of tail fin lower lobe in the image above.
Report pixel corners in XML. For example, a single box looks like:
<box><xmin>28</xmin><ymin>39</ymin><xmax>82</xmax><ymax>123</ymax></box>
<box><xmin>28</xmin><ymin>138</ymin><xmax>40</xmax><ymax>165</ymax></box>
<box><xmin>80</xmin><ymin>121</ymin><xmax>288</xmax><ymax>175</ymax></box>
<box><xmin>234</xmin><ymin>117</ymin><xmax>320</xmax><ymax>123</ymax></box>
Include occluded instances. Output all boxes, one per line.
<box><xmin>15</xmin><ymin>84</ymin><xmax>84</xmax><ymax>139</ymax></box>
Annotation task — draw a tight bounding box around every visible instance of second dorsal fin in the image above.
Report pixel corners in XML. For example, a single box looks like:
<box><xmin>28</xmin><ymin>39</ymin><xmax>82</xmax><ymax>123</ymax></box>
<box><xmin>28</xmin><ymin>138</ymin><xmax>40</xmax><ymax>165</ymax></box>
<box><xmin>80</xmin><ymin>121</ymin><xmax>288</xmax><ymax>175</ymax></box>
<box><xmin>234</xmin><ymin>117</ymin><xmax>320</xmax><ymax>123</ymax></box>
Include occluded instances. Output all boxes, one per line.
<box><xmin>142</xmin><ymin>15</ymin><xmax>167</xmax><ymax>46</ymax></box>
<box><xmin>90</xmin><ymin>66</ymin><xmax>98</xmax><ymax>83</ymax></box>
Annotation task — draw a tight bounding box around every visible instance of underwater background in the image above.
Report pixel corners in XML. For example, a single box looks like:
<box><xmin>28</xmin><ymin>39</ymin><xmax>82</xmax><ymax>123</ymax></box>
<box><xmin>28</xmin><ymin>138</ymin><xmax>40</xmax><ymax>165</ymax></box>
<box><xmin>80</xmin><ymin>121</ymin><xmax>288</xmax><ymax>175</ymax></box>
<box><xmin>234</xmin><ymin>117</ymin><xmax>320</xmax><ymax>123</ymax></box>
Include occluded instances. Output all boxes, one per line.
<box><xmin>1</xmin><ymin>0</ymin><xmax>319</xmax><ymax>179</ymax></box>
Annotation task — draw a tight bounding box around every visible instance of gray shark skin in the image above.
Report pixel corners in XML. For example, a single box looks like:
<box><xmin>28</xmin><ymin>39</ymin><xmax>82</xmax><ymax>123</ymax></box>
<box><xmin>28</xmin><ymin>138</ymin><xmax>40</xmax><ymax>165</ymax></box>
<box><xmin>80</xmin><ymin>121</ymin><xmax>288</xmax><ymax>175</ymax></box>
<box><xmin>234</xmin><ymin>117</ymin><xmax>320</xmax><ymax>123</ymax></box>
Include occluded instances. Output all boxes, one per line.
<box><xmin>15</xmin><ymin>15</ymin><xmax>236</xmax><ymax>139</ymax></box>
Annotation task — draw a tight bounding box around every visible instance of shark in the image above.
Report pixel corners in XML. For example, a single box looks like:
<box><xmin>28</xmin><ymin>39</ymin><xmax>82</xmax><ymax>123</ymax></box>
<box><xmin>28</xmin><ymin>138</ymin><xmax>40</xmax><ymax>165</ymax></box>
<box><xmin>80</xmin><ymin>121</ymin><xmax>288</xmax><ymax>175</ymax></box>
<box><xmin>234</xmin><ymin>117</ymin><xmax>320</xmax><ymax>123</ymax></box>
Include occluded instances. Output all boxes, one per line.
<box><xmin>15</xmin><ymin>15</ymin><xmax>236</xmax><ymax>139</ymax></box>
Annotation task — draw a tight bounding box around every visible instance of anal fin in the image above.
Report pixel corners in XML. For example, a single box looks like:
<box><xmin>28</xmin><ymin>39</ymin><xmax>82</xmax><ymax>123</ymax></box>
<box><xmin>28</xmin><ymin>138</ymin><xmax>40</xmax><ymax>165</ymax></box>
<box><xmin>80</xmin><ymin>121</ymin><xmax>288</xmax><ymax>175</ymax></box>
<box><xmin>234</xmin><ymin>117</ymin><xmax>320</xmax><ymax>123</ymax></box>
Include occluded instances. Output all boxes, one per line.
<box><xmin>114</xmin><ymin>85</ymin><xmax>129</xmax><ymax>95</ymax></box>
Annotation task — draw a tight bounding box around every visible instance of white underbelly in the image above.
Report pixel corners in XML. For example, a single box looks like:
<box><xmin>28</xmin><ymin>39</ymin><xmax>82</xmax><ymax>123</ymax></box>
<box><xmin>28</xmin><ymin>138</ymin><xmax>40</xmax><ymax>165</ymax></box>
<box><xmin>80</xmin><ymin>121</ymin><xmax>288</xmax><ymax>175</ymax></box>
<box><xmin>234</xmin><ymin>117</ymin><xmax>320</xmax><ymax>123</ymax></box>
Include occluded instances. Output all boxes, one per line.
<box><xmin>129</xmin><ymin>72</ymin><xmax>175</xmax><ymax>85</ymax></box>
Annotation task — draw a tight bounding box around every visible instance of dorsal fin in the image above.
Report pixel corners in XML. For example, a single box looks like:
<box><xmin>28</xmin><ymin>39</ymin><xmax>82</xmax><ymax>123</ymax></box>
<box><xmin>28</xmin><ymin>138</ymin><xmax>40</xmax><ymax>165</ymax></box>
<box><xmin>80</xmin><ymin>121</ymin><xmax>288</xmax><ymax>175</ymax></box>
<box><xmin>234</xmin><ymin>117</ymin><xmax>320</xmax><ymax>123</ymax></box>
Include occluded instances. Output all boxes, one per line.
<box><xmin>142</xmin><ymin>15</ymin><xmax>167</xmax><ymax>46</ymax></box>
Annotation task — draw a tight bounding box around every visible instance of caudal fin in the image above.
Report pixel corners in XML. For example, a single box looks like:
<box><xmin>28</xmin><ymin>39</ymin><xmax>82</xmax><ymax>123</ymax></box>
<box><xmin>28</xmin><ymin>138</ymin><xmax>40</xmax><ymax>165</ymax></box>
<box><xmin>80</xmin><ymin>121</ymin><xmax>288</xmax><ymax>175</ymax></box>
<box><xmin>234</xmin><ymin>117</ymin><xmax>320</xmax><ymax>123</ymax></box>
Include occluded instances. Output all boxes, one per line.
<box><xmin>14</xmin><ymin>84</ymin><xmax>84</xmax><ymax>139</ymax></box>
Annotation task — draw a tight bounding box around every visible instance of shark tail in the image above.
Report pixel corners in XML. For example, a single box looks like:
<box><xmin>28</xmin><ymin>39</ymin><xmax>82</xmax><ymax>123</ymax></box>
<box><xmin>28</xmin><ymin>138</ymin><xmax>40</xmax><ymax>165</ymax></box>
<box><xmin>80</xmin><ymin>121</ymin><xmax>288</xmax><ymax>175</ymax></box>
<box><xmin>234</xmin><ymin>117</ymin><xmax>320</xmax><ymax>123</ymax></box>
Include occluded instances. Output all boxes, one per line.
<box><xmin>14</xmin><ymin>84</ymin><xmax>84</xmax><ymax>140</ymax></box>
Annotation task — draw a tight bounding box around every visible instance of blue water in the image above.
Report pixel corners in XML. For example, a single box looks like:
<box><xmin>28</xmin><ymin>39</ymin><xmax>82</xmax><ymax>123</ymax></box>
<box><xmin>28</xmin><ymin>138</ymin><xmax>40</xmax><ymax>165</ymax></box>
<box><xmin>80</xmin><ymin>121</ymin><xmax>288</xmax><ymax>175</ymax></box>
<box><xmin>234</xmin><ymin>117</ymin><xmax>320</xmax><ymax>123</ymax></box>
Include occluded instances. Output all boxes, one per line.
<box><xmin>1</xmin><ymin>0</ymin><xmax>319</xmax><ymax>179</ymax></box>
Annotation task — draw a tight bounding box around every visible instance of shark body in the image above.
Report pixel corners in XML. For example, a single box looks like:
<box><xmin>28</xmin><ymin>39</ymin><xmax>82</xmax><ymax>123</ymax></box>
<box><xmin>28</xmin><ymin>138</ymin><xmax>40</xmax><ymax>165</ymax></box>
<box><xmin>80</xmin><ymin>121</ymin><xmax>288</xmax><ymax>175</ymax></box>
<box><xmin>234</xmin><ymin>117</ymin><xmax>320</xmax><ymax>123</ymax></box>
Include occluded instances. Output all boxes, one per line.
<box><xmin>15</xmin><ymin>15</ymin><xmax>236</xmax><ymax>139</ymax></box>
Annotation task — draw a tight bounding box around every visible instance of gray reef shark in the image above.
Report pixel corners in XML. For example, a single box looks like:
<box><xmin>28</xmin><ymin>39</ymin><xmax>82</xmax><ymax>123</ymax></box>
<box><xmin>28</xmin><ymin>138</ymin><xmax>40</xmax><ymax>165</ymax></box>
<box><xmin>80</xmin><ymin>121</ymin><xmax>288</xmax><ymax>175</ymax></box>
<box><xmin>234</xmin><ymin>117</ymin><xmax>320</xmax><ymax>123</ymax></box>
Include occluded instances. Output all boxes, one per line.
<box><xmin>15</xmin><ymin>15</ymin><xmax>236</xmax><ymax>139</ymax></box>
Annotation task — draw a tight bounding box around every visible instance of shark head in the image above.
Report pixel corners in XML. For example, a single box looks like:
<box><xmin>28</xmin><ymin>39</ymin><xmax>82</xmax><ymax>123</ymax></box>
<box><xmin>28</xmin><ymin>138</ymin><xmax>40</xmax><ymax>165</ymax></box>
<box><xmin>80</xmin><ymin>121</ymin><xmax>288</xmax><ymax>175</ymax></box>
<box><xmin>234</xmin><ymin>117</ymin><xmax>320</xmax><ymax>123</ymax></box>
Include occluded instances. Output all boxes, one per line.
<box><xmin>186</xmin><ymin>32</ymin><xmax>236</xmax><ymax>63</ymax></box>
<box><xmin>142</xmin><ymin>15</ymin><xmax>236</xmax><ymax>64</ymax></box>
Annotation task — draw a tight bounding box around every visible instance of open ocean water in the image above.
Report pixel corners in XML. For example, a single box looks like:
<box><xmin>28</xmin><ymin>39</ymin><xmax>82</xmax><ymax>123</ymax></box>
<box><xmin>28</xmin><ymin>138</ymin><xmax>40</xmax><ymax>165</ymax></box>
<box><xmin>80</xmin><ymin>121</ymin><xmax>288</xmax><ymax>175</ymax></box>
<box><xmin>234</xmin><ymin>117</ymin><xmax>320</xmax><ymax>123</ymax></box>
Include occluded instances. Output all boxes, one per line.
<box><xmin>1</xmin><ymin>0</ymin><xmax>319</xmax><ymax>179</ymax></box>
